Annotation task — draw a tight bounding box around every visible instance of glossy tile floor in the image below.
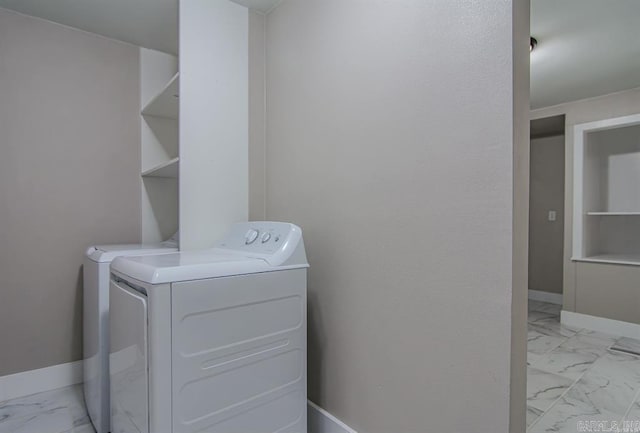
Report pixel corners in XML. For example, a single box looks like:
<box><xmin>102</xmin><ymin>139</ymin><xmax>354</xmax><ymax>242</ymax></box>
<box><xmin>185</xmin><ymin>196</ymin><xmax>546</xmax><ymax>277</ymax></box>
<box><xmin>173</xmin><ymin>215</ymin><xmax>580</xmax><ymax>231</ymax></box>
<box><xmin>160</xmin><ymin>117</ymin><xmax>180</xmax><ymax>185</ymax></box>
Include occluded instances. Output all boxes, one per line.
<box><xmin>0</xmin><ymin>385</ymin><xmax>94</xmax><ymax>433</ymax></box>
<box><xmin>527</xmin><ymin>300</ymin><xmax>640</xmax><ymax>432</ymax></box>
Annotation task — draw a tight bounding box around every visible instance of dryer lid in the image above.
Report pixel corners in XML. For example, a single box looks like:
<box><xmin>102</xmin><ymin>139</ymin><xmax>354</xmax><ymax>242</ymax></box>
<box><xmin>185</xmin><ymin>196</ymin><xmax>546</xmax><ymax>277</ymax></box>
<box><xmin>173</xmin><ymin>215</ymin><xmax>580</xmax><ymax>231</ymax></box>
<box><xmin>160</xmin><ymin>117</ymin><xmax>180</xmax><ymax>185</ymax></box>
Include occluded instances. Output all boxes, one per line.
<box><xmin>111</xmin><ymin>250</ymin><xmax>276</xmax><ymax>284</ymax></box>
<box><xmin>110</xmin><ymin>222</ymin><xmax>308</xmax><ymax>284</ymax></box>
<box><xmin>85</xmin><ymin>243</ymin><xmax>178</xmax><ymax>263</ymax></box>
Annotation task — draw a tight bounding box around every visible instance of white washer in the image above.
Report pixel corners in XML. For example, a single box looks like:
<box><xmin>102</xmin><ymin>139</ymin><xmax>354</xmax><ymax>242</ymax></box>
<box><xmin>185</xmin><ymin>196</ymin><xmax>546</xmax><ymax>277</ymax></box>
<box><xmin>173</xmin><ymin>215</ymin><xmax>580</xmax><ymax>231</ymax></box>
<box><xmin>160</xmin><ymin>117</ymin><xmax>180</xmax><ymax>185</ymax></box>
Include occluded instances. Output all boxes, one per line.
<box><xmin>83</xmin><ymin>235</ymin><xmax>178</xmax><ymax>433</ymax></box>
<box><xmin>109</xmin><ymin>222</ymin><xmax>308</xmax><ymax>433</ymax></box>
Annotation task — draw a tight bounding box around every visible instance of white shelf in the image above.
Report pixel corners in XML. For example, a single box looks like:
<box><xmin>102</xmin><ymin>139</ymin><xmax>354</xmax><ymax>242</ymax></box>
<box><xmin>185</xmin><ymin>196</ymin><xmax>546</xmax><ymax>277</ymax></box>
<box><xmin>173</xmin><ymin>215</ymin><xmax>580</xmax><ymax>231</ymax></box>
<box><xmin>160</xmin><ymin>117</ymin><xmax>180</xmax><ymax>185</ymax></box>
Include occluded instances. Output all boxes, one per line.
<box><xmin>573</xmin><ymin>254</ymin><xmax>640</xmax><ymax>266</ymax></box>
<box><xmin>142</xmin><ymin>157</ymin><xmax>179</xmax><ymax>178</ymax></box>
<box><xmin>587</xmin><ymin>211</ymin><xmax>640</xmax><ymax>216</ymax></box>
<box><xmin>141</xmin><ymin>73</ymin><xmax>179</xmax><ymax>119</ymax></box>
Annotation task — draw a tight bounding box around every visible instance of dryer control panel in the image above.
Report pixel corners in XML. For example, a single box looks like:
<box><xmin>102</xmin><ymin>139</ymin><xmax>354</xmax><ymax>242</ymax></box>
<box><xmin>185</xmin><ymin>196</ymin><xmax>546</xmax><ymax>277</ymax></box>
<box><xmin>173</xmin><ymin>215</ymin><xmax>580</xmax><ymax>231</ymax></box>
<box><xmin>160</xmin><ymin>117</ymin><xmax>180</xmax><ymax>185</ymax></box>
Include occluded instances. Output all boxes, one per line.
<box><xmin>214</xmin><ymin>222</ymin><xmax>307</xmax><ymax>267</ymax></box>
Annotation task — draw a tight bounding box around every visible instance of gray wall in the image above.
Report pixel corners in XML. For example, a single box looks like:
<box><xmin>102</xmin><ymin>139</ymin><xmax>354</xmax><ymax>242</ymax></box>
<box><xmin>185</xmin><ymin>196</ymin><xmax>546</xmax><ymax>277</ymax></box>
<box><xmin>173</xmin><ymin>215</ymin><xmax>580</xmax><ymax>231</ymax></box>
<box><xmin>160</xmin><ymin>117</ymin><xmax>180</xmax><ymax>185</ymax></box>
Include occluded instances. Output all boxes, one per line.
<box><xmin>0</xmin><ymin>8</ymin><xmax>141</xmax><ymax>376</ymax></box>
<box><xmin>531</xmin><ymin>87</ymin><xmax>640</xmax><ymax>316</ymax></box>
<box><xmin>575</xmin><ymin>262</ymin><xmax>640</xmax><ymax>323</ymax></box>
<box><xmin>529</xmin><ymin>135</ymin><xmax>565</xmax><ymax>294</ymax></box>
<box><xmin>262</xmin><ymin>1</ymin><xmax>525</xmax><ymax>431</ymax></box>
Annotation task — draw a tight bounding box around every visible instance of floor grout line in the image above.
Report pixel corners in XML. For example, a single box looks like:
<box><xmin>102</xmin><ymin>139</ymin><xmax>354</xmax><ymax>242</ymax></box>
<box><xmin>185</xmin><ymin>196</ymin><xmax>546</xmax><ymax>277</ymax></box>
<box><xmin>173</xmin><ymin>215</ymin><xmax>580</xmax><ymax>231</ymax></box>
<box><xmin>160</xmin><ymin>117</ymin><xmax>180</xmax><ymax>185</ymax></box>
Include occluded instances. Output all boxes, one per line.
<box><xmin>526</xmin><ymin>312</ymin><xmax>579</xmax><ymax>370</ymax></box>
<box><xmin>526</xmin><ymin>351</ymin><xmax>591</xmax><ymax>431</ymax></box>
<box><xmin>527</xmin><ymin>353</ymin><xmax>599</xmax><ymax>431</ymax></box>
<box><xmin>621</xmin><ymin>379</ymin><xmax>640</xmax><ymax>420</ymax></box>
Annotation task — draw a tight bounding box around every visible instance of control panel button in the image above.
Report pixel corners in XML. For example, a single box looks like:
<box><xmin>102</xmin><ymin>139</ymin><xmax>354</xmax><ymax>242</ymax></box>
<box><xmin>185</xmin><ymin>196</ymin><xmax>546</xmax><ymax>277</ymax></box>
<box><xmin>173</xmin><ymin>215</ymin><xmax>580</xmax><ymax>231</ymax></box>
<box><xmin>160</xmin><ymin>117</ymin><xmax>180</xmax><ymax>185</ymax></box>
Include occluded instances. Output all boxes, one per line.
<box><xmin>245</xmin><ymin>229</ymin><xmax>259</xmax><ymax>245</ymax></box>
<box><xmin>261</xmin><ymin>232</ymin><xmax>271</xmax><ymax>243</ymax></box>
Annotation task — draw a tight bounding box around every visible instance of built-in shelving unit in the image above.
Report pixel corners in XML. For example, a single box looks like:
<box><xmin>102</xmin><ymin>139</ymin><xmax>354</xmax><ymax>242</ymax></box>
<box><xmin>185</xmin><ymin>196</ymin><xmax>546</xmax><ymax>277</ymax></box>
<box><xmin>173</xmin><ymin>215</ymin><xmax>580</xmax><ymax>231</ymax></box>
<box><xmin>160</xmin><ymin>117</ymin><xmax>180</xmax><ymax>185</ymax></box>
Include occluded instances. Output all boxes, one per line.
<box><xmin>572</xmin><ymin>113</ymin><xmax>640</xmax><ymax>266</ymax></box>
<box><xmin>142</xmin><ymin>157</ymin><xmax>178</xmax><ymax>178</ymax></box>
<box><xmin>140</xmin><ymin>50</ymin><xmax>179</xmax><ymax>244</ymax></box>
<box><xmin>141</xmin><ymin>73</ymin><xmax>179</xmax><ymax>119</ymax></box>
<box><xmin>140</xmin><ymin>0</ymin><xmax>249</xmax><ymax>250</ymax></box>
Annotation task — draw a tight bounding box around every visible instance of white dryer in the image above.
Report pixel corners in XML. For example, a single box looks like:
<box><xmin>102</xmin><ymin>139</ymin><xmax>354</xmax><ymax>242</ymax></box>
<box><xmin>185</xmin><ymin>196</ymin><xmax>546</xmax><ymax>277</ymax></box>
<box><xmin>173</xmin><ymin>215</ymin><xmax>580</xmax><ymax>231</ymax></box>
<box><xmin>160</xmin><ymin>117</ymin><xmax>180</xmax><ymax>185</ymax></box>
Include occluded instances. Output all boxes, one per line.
<box><xmin>109</xmin><ymin>222</ymin><xmax>308</xmax><ymax>433</ymax></box>
<box><xmin>83</xmin><ymin>234</ymin><xmax>178</xmax><ymax>433</ymax></box>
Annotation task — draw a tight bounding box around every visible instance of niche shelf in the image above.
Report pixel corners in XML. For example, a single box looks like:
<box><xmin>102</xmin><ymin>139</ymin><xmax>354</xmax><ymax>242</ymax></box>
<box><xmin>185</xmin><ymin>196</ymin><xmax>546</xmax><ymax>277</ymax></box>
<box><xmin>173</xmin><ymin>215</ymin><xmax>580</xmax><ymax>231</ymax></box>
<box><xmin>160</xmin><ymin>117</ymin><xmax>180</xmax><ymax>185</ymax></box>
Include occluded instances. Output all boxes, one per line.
<box><xmin>141</xmin><ymin>73</ymin><xmax>179</xmax><ymax>119</ymax></box>
<box><xmin>572</xmin><ymin>113</ymin><xmax>640</xmax><ymax>266</ymax></box>
<box><xmin>142</xmin><ymin>157</ymin><xmax>179</xmax><ymax>178</ymax></box>
<box><xmin>576</xmin><ymin>253</ymin><xmax>640</xmax><ymax>266</ymax></box>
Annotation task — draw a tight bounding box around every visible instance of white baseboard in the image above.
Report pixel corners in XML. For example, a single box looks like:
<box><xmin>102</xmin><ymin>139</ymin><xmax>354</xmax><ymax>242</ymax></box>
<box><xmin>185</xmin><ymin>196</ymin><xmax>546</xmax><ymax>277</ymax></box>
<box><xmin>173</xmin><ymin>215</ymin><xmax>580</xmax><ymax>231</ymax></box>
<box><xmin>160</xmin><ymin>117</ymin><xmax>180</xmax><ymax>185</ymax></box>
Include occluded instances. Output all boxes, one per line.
<box><xmin>0</xmin><ymin>360</ymin><xmax>83</xmax><ymax>403</ymax></box>
<box><xmin>308</xmin><ymin>400</ymin><xmax>357</xmax><ymax>433</ymax></box>
<box><xmin>528</xmin><ymin>289</ymin><xmax>563</xmax><ymax>305</ymax></box>
<box><xmin>562</xmin><ymin>311</ymin><xmax>640</xmax><ymax>340</ymax></box>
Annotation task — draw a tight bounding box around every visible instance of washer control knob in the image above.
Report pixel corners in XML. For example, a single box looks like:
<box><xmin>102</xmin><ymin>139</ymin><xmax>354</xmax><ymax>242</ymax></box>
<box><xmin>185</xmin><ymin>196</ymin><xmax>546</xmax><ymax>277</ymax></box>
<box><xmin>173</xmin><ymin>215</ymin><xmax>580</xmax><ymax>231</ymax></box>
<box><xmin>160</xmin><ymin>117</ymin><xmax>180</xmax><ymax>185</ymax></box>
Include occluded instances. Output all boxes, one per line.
<box><xmin>261</xmin><ymin>232</ymin><xmax>271</xmax><ymax>243</ymax></box>
<box><xmin>245</xmin><ymin>229</ymin><xmax>259</xmax><ymax>245</ymax></box>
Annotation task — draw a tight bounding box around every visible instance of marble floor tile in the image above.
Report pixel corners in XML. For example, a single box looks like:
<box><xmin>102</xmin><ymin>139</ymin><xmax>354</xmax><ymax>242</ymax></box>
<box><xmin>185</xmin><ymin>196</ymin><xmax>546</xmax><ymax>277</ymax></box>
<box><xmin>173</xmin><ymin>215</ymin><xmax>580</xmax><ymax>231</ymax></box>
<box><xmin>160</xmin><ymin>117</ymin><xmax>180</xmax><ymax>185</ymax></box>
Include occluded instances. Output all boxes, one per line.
<box><xmin>0</xmin><ymin>391</ymin><xmax>65</xmax><ymax>426</ymax></box>
<box><xmin>527</xmin><ymin>405</ymin><xmax>544</xmax><ymax>427</ymax></box>
<box><xmin>0</xmin><ymin>386</ymin><xmax>92</xmax><ymax>433</ymax></box>
<box><xmin>527</xmin><ymin>367</ymin><xmax>574</xmax><ymax>413</ymax></box>
<box><xmin>625</xmin><ymin>399</ymin><xmax>640</xmax><ymax>421</ymax></box>
<box><xmin>528</xmin><ymin>300</ymin><xmax>547</xmax><ymax>311</ymax></box>
<box><xmin>51</xmin><ymin>387</ymin><xmax>91</xmax><ymax>429</ymax></box>
<box><xmin>67</xmin><ymin>424</ymin><xmax>96</xmax><ymax>433</ymax></box>
<box><xmin>528</xmin><ymin>310</ymin><xmax>560</xmax><ymax>325</ymax></box>
<box><xmin>528</xmin><ymin>327</ymin><xmax>568</xmax><ymax>356</ymax></box>
<box><xmin>563</xmin><ymin>333</ymin><xmax>613</xmax><ymax>355</ymax></box>
<box><xmin>0</xmin><ymin>386</ymin><xmax>84</xmax><ymax>423</ymax></box>
<box><xmin>575</xmin><ymin>328</ymin><xmax>619</xmax><ymax>343</ymax></box>
<box><xmin>531</xmin><ymin>302</ymin><xmax>562</xmax><ymax>316</ymax></box>
<box><xmin>0</xmin><ymin>408</ymin><xmax>73</xmax><ymax>433</ymax></box>
<box><xmin>527</xmin><ymin>301</ymin><xmax>640</xmax><ymax>432</ymax></box>
<box><xmin>528</xmin><ymin>395</ymin><xmax>622</xmax><ymax>433</ymax></box>
<box><xmin>563</xmin><ymin>351</ymin><xmax>640</xmax><ymax>416</ymax></box>
<box><xmin>529</xmin><ymin>318</ymin><xmax>580</xmax><ymax>339</ymax></box>
<box><xmin>529</xmin><ymin>351</ymin><xmax>542</xmax><ymax>367</ymax></box>
<box><xmin>532</xmin><ymin>340</ymin><xmax>602</xmax><ymax>381</ymax></box>
<box><xmin>593</xmin><ymin>351</ymin><xmax>640</xmax><ymax>384</ymax></box>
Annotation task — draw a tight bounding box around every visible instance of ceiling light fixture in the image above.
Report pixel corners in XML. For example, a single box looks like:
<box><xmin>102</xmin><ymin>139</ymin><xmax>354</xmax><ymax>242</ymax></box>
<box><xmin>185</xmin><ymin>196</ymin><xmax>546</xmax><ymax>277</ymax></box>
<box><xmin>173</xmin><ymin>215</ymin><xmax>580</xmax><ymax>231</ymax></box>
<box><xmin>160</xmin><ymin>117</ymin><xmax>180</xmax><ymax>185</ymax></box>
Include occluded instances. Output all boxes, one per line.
<box><xmin>530</xmin><ymin>37</ymin><xmax>538</xmax><ymax>52</ymax></box>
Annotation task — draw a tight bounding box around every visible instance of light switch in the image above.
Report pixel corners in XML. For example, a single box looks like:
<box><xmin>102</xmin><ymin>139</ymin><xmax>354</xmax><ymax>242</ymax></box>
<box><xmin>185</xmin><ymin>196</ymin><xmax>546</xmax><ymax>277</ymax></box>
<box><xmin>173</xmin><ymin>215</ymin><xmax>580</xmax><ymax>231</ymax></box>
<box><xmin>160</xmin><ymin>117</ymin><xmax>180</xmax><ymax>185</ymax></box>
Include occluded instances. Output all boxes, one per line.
<box><xmin>548</xmin><ymin>210</ymin><xmax>557</xmax><ymax>222</ymax></box>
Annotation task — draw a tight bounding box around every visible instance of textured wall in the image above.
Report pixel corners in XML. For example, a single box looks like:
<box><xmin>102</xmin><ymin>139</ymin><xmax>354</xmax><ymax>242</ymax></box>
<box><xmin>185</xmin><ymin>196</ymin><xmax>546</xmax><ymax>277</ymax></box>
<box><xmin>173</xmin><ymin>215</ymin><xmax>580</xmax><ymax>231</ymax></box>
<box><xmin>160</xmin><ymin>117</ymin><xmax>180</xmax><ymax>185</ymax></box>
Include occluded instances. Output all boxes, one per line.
<box><xmin>0</xmin><ymin>8</ymin><xmax>140</xmax><ymax>375</ymax></box>
<box><xmin>264</xmin><ymin>1</ymin><xmax>520</xmax><ymax>431</ymax></box>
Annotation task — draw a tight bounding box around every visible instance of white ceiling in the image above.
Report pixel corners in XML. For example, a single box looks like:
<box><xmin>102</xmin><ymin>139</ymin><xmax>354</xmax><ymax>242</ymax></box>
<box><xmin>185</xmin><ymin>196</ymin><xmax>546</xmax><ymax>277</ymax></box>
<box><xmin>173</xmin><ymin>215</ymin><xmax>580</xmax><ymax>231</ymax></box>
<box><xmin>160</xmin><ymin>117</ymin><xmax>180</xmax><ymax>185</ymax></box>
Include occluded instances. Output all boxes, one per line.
<box><xmin>0</xmin><ymin>0</ymin><xmax>281</xmax><ymax>55</ymax></box>
<box><xmin>531</xmin><ymin>0</ymin><xmax>640</xmax><ymax>109</ymax></box>
<box><xmin>0</xmin><ymin>0</ymin><xmax>637</xmax><ymax>109</ymax></box>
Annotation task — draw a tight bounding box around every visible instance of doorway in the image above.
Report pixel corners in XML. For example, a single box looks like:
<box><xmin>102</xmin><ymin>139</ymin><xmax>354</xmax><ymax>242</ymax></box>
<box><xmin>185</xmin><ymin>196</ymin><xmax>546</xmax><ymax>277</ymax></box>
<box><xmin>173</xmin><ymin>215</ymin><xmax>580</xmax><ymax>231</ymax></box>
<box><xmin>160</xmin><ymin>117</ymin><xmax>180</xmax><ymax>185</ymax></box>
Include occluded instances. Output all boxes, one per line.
<box><xmin>528</xmin><ymin>115</ymin><xmax>566</xmax><ymax>305</ymax></box>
